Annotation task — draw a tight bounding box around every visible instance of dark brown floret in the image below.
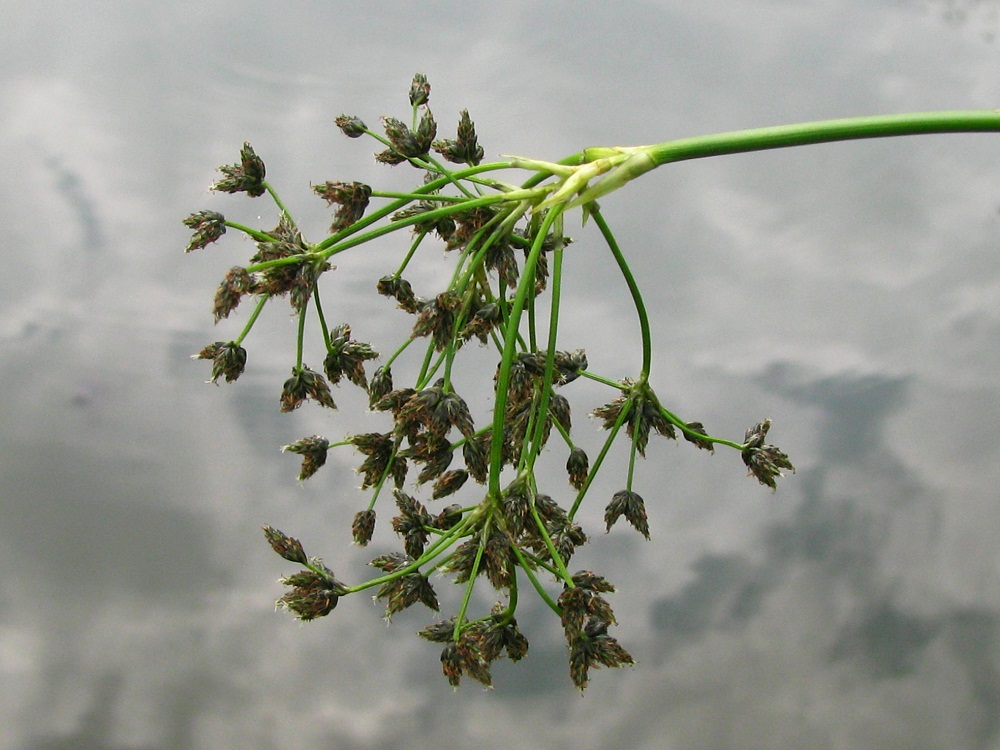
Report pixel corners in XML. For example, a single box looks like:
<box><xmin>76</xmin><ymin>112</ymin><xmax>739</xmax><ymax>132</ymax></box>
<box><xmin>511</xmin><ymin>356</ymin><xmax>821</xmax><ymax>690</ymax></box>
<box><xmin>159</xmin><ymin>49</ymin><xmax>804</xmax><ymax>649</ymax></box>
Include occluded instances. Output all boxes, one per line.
<box><xmin>352</xmin><ymin>509</ymin><xmax>376</xmax><ymax>546</ymax></box>
<box><xmin>568</xmin><ymin>618</ymin><xmax>635</xmax><ymax>690</ymax></box>
<box><xmin>410</xmin><ymin>436</ymin><xmax>453</xmax><ymax>485</ymax></box>
<box><xmin>370</xmin><ymin>551</ymin><xmax>410</xmax><ymax>573</ymax></box>
<box><xmin>566</xmin><ymin>447</ymin><xmax>589</xmax><ymax>490</ymax></box>
<box><xmin>482</xmin><ymin>238</ymin><xmax>519</xmax><ymax>288</ymax></box>
<box><xmin>349</xmin><ymin>432</ymin><xmax>395</xmax><ymax>489</ymax></box>
<box><xmin>412</xmin><ymin>291</ymin><xmax>461</xmax><ymax>351</ymax></box>
<box><xmin>454</xmin><ymin>627</ymin><xmax>493</xmax><ymax>687</ymax></box>
<box><xmin>419</xmin><ymin>618</ymin><xmax>457</xmax><ymax>643</ymax></box>
<box><xmin>375</xmin><ymin>572</ymin><xmax>439</xmax><ymax>620</ymax></box>
<box><xmin>275</xmin><ymin>559</ymin><xmax>349</xmax><ymax>622</ymax></box>
<box><xmin>281</xmin><ymin>435</ymin><xmax>330</xmax><ymax>480</ymax></box>
<box><xmin>211</xmin><ymin>142</ymin><xmax>266</xmax><ymax>197</ymax></box>
<box><xmin>391</xmin><ymin>490</ymin><xmax>431</xmax><ymax>559</ymax></box>
<box><xmin>313</xmin><ymin>181</ymin><xmax>373</xmax><ymax>232</ymax></box>
<box><xmin>183</xmin><ymin>210</ymin><xmax>226</xmax><ymax>252</ymax></box>
<box><xmin>481</xmin><ymin>530</ymin><xmax>515</xmax><ymax>589</ymax></box>
<box><xmin>604</xmin><ymin>489</ymin><xmax>650</xmax><ymax>539</ymax></box>
<box><xmin>432</xmin><ymin>469</ymin><xmax>469</xmax><ymax>500</ymax></box>
<box><xmin>323</xmin><ymin>324</ymin><xmax>378</xmax><ymax>389</ymax></box>
<box><xmin>368</xmin><ymin>366</ymin><xmax>394</xmax><ymax>407</ymax></box>
<box><xmin>409</xmin><ymin>73</ymin><xmax>430</xmax><ymax>107</ymax></box>
<box><xmin>487</xmin><ymin>604</ymin><xmax>529</xmax><ymax>662</ymax></box>
<box><xmin>376</xmin><ymin>275</ymin><xmax>420</xmax><ymax>313</ymax></box>
<box><xmin>212</xmin><ymin>267</ymin><xmax>252</xmax><ymax>322</ymax></box>
<box><xmin>440</xmin><ymin>642</ymin><xmax>463</xmax><ymax>687</ymax></box>
<box><xmin>280</xmin><ymin>366</ymin><xmax>336</xmax><ymax>412</ymax></box>
<box><xmin>440</xmin><ymin>538</ymin><xmax>480</xmax><ymax>583</ymax></box>
<box><xmin>432</xmin><ymin>109</ymin><xmax>485</xmax><ymax>166</ymax></box>
<box><xmin>742</xmin><ymin>418</ymin><xmax>795</xmax><ymax>489</ymax></box>
<box><xmin>262</xmin><ymin>525</ymin><xmax>308</xmax><ymax>565</ymax></box>
<box><xmin>462</xmin><ymin>432</ymin><xmax>489</xmax><ymax>484</ymax></box>
<box><xmin>432</xmin><ymin>504</ymin><xmax>464</xmax><ymax>531</ymax></box>
<box><xmin>249</xmin><ymin>215</ymin><xmax>313</xmax><ymax>300</ymax></box>
<box><xmin>381</xmin><ymin>112</ymin><xmax>436</xmax><ymax>160</ymax></box>
<box><xmin>193</xmin><ymin>341</ymin><xmax>246</xmax><ymax>384</ymax></box>
<box><xmin>460</xmin><ymin>301</ymin><xmax>502</xmax><ymax>343</ymax></box>
<box><xmin>335</xmin><ymin>115</ymin><xmax>367</xmax><ymax>138</ymax></box>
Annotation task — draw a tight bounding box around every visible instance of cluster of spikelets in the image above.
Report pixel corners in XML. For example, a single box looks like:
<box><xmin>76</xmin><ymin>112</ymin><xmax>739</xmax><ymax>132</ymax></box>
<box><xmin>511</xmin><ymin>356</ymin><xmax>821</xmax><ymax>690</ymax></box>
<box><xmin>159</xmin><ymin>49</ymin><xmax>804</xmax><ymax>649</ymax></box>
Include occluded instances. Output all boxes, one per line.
<box><xmin>184</xmin><ymin>74</ymin><xmax>793</xmax><ymax>690</ymax></box>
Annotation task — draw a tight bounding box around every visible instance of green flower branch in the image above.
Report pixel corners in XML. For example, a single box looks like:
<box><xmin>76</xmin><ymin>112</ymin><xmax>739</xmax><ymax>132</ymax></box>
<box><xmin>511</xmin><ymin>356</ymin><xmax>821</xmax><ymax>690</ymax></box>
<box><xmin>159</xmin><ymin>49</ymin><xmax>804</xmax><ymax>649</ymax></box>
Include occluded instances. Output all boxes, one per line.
<box><xmin>184</xmin><ymin>75</ymin><xmax>1000</xmax><ymax>690</ymax></box>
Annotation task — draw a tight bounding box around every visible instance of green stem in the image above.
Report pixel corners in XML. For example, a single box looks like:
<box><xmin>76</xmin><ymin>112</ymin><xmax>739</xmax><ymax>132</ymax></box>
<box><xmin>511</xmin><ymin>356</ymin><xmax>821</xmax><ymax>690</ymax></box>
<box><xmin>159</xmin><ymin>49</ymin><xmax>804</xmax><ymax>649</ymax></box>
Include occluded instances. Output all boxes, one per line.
<box><xmin>488</xmin><ymin>207</ymin><xmax>564</xmax><ymax>496</ymax></box>
<box><xmin>232</xmin><ymin>296</ymin><xmax>268</xmax><ymax>346</ymax></box>
<box><xmin>591</xmin><ymin>208</ymin><xmax>652</xmax><ymax>379</ymax></box>
<box><xmin>511</xmin><ymin>544</ymin><xmax>561</xmax><ymax>615</ymax></box>
<box><xmin>313</xmin><ymin>285</ymin><xmax>331</xmax><ymax>350</ymax></box>
<box><xmin>370</xmin><ymin>191</ymin><xmax>466</xmax><ymax>203</ymax></box>
<box><xmin>573</xmin><ymin>110</ymin><xmax>1000</xmax><ymax>205</ymax></box>
<box><xmin>647</xmin><ymin>110</ymin><xmax>1000</xmax><ymax>165</ymax></box>
<box><xmin>310</xmin><ymin>161</ymin><xmax>523</xmax><ymax>255</ymax></box>
<box><xmin>224</xmin><ymin>220</ymin><xmax>274</xmax><ymax>243</ymax></box>
<box><xmin>453</xmin><ymin>523</ymin><xmax>490</xmax><ymax>638</ymax></box>
<box><xmin>295</xmin><ymin>304</ymin><xmax>307</xmax><ymax>369</ymax></box>
<box><xmin>569</xmin><ymin>398</ymin><xmax>633</xmax><ymax>520</ymax></box>
<box><xmin>526</xmin><ymin>215</ymin><xmax>565</xmax><ymax>465</ymax></box>
<box><xmin>263</xmin><ymin>181</ymin><xmax>293</xmax><ymax>221</ymax></box>
<box><xmin>527</xmin><ymin>491</ymin><xmax>572</xmax><ymax>585</ymax></box>
<box><xmin>346</xmin><ymin>513</ymin><xmax>474</xmax><ymax>595</ymax></box>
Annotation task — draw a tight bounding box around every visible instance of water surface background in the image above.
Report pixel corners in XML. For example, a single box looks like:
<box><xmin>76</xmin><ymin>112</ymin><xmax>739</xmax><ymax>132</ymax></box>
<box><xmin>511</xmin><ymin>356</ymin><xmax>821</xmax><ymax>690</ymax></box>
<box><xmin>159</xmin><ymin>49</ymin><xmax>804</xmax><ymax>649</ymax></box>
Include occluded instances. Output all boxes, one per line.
<box><xmin>3</xmin><ymin>2</ymin><xmax>1000</xmax><ymax>748</ymax></box>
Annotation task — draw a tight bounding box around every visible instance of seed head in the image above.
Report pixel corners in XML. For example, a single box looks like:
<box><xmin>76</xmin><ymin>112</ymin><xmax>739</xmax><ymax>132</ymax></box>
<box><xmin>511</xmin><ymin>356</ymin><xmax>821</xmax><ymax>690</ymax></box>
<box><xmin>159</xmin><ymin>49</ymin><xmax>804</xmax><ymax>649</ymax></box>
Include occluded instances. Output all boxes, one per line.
<box><xmin>432</xmin><ymin>109</ymin><xmax>485</xmax><ymax>166</ymax></box>
<box><xmin>193</xmin><ymin>341</ymin><xmax>246</xmax><ymax>384</ymax></box>
<box><xmin>313</xmin><ymin>181</ymin><xmax>373</xmax><ymax>232</ymax></box>
<box><xmin>280</xmin><ymin>435</ymin><xmax>330</xmax><ymax>481</ymax></box>
<box><xmin>183</xmin><ymin>210</ymin><xmax>226</xmax><ymax>252</ymax></box>
<box><xmin>409</xmin><ymin>73</ymin><xmax>431</xmax><ymax>107</ymax></box>
<box><xmin>335</xmin><ymin>114</ymin><xmax>368</xmax><ymax>138</ymax></box>
<box><xmin>462</xmin><ymin>432</ymin><xmax>489</xmax><ymax>484</ymax></box>
<box><xmin>352</xmin><ymin>509</ymin><xmax>376</xmax><ymax>546</ymax></box>
<box><xmin>605</xmin><ymin>489</ymin><xmax>650</xmax><ymax>539</ymax></box>
<box><xmin>391</xmin><ymin>490</ymin><xmax>431</xmax><ymax>559</ymax></box>
<box><xmin>375</xmin><ymin>571</ymin><xmax>439</xmax><ymax>620</ymax></box>
<box><xmin>568</xmin><ymin>618</ymin><xmax>635</xmax><ymax>690</ymax></box>
<box><xmin>440</xmin><ymin>642</ymin><xmax>463</xmax><ymax>688</ymax></box>
<box><xmin>368</xmin><ymin>365</ymin><xmax>394</xmax><ymax>407</ymax></box>
<box><xmin>432</xmin><ymin>469</ymin><xmax>469</xmax><ymax>500</ymax></box>
<box><xmin>349</xmin><ymin>431</ymin><xmax>395</xmax><ymax>489</ymax></box>
<box><xmin>323</xmin><ymin>324</ymin><xmax>378</xmax><ymax>389</ymax></box>
<box><xmin>262</xmin><ymin>525</ymin><xmax>308</xmax><ymax>565</ymax></box>
<box><xmin>276</xmin><ymin>561</ymin><xmax>348</xmax><ymax>622</ymax></box>
<box><xmin>212</xmin><ymin>267</ymin><xmax>252</xmax><ymax>322</ymax></box>
<box><xmin>742</xmin><ymin>419</ymin><xmax>795</xmax><ymax>489</ymax></box>
<box><xmin>380</xmin><ymin>114</ymin><xmax>436</xmax><ymax>160</ymax></box>
<box><xmin>280</xmin><ymin>366</ymin><xmax>336</xmax><ymax>412</ymax></box>
<box><xmin>211</xmin><ymin>142</ymin><xmax>266</xmax><ymax>197</ymax></box>
<box><xmin>566</xmin><ymin>447</ymin><xmax>589</xmax><ymax>490</ymax></box>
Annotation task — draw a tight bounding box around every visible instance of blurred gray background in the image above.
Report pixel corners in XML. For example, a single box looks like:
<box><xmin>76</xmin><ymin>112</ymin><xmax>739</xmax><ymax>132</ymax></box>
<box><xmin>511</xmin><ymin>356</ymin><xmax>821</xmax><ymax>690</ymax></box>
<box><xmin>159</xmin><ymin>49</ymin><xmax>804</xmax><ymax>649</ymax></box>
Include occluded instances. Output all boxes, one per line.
<box><xmin>3</xmin><ymin>1</ymin><xmax>1000</xmax><ymax>748</ymax></box>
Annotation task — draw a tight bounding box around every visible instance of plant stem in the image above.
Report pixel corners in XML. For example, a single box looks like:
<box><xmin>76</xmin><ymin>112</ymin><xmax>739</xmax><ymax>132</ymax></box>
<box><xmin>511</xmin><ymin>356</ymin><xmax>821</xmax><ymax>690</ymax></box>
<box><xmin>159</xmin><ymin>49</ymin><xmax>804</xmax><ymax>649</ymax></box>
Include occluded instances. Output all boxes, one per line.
<box><xmin>647</xmin><ymin>111</ymin><xmax>1000</xmax><ymax>164</ymax></box>
<box><xmin>488</xmin><ymin>207</ymin><xmax>564</xmax><ymax>496</ymax></box>
<box><xmin>573</xmin><ymin>110</ymin><xmax>1000</xmax><ymax>205</ymax></box>
<box><xmin>591</xmin><ymin>208</ymin><xmax>652</xmax><ymax>379</ymax></box>
<box><xmin>232</xmin><ymin>296</ymin><xmax>267</xmax><ymax>346</ymax></box>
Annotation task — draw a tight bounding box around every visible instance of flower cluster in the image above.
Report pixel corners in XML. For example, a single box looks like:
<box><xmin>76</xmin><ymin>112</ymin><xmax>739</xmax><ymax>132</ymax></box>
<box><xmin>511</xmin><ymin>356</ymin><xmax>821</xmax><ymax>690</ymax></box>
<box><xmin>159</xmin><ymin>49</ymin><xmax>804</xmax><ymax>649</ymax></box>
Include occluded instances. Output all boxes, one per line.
<box><xmin>263</xmin><ymin>526</ymin><xmax>349</xmax><ymax>620</ymax></box>
<box><xmin>559</xmin><ymin>572</ymin><xmax>634</xmax><ymax>689</ymax></box>
<box><xmin>420</xmin><ymin>603</ymin><xmax>529</xmax><ymax>688</ymax></box>
<box><xmin>742</xmin><ymin>418</ymin><xmax>796</xmax><ymax>489</ymax></box>
<box><xmin>183</xmin><ymin>74</ymin><xmax>794</xmax><ymax>690</ymax></box>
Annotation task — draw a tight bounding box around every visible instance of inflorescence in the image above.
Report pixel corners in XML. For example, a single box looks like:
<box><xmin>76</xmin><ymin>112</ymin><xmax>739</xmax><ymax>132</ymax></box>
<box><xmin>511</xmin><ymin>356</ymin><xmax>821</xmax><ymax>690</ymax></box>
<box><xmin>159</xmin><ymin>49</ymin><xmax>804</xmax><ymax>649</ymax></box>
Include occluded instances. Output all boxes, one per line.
<box><xmin>184</xmin><ymin>74</ymin><xmax>793</xmax><ymax>690</ymax></box>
